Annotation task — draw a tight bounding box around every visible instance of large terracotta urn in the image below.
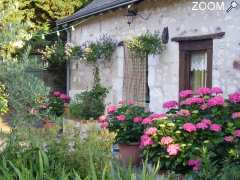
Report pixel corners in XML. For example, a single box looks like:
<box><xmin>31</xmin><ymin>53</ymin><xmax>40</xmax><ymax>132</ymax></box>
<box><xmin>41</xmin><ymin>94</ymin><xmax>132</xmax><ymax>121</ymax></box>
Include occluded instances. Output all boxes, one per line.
<box><xmin>118</xmin><ymin>143</ymin><xmax>141</xmax><ymax>166</ymax></box>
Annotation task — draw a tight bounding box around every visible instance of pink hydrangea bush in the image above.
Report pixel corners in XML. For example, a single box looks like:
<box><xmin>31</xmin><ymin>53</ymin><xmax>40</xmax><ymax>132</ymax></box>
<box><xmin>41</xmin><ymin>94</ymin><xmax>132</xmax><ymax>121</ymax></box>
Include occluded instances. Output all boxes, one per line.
<box><xmin>141</xmin><ymin>87</ymin><xmax>240</xmax><ymax>173</ymax></box>
<box><xmin>98</xmin><ymin>100</ymin><xmax>151</xmax><ymax>144</ymax></box>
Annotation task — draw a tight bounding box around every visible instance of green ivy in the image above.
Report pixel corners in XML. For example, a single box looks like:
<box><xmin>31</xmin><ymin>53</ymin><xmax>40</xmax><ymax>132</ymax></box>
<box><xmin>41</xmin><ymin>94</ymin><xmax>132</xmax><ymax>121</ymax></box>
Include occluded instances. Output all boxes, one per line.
<box><xmin>127</xmin><ymin>31</ymin><xmax>164</xmax><ymax>58</ymax></box>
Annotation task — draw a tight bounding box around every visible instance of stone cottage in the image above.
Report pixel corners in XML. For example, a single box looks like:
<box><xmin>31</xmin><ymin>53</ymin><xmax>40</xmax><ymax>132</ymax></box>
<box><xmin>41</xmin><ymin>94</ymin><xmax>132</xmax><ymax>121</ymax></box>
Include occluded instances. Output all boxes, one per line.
<box><xmin>57</xmin><ymin>0</ymin><xmax>240</xmax><ymax>112</ymax></box>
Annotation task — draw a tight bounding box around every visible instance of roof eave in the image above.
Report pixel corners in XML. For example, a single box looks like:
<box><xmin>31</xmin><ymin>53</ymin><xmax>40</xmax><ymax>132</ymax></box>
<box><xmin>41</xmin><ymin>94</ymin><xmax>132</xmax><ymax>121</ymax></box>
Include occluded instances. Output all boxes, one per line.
<box><xmin>56</xmin><ymin>0</ymin><xmax>142</xmax><ymax>26</ymax></box>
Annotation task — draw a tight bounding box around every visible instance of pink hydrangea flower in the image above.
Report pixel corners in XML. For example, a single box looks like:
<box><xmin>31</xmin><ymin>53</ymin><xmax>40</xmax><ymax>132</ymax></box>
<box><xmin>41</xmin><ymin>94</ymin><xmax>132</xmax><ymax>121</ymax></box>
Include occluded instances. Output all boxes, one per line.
<box><xmin>140</xmin><ymin>134</ymin><xmax>153</xmax><ymax>148</ymax></box>
<box><xmin>196</xmin><ymin>122</ymin><xmax>208</xmax><ymax>130</ymax></box>
<box><xmin>53</xmin><ymin>91</ymin><xmax>61</xmax><ymax>97</ymax></box>
<box><xmin>182</xmin><ymin>97</ymin><xmax>204</xmax><ymax>106</ymax></box>
<box><xmin>211</xmin><ymin>87</ymin><xmax>223</xmax><ymax>94</ymax></box>
<box><xmin>107</xmin><ymin>105</ymin><xmax>117</xmax><ymax>113</ymax></box>
<box><xmin>196</xmin><ymin>87</ymin><xmax>211</xmax><ymax>96</ymax></box>
<box><xmin>160</xmin><ymin>136</ymin><xmax>174</xmax><ymax>145</ymax></box>
<box><xmin>200</xmin><ymin>104</ymin><xmax>208</xmax><ymax>110</ymax></box>
<box><xmin>176</xmin><ymin>109</ymin><xmax>191</xmax><ymax>117</ymax></box>
<box><xmin>179</xmin><ymin>90</ymin><xmax>193</xmax><ymax>99</ymax></box>
<box><xmin>163</xmin><ymin>100</ymin><xmax>178</xmax><ymax>109</ymax></box>
<box><xmin>116</xmin><ymin>115</ymin><xmax>126</xmax><ymax>121</ymax></box>
<box><xmin>232</xmin><ymin>112</ymin><xmax>240</xmax><ymax>119</ymax></box>
<box><xmin>207</xmin><ymin>96</ymin><xmax>225</xmax><ymax>107</ymax></box>
<box><xmin>188</xmin><ymin>160</ymin><xmax>201</xmax><ymax>171</ymax></box>
<box><xmin>145</xmin><ymin>127</ymin><xmax>158</xmax><ymax>136</ymax></box>
<box><xmin>201</xmin><ymin>119</ymin><xmax>212</xmax><ymax>126</ymax></box>
<box><xmin>100</xmin><ymin>122</ymin><xmax>109</xmax><ymax>129</ymax></box>
<box><xmin>98</xmin><ymin>115</ymin><xmax>107</xmax><ymax>122</ymax></box>
<box><xmin>210</xmin><ymin>124</ymin><xmax>222</xmax><ymax>132</ymax></box>
<box><xmin>229</xmin><ymin>92</ymin><xmax>240</xmax><ymax>104</ymax></box>
<box><xmin>167</xmin><ymin>144</ymin><xmax>180</xmax><ymax>156</ymax></box>
<box><xmin>142</xmin><ymin>117</ymin><xmax>153</xmax><ymax>124</ymax></box>
<box><xmin>234</xmin><ymin>130</ymin><xmax>240</xmax><ymax>137</ymax></box>
<box><xmin>127</xmin><ymin>99</ymin><xmax>135</xmax><ymax>105</ymax></box>
<box><xmin>133</xmin><ymin>117</ymin><xmax>142</xmax><ymax>123</ymax></box>
<box><xmin>182</xmin><ymin>123</ymin><xmax>197</xmax><ymax>132</ymax></box>
<box><xmin>149</xmin><ymin>113</ymin><xmax>166</xmax><ymax>119</ymax></box>
<box><xmin>224</xmin><ymin>136</ymin><xmax>234</xmax><ymax>142</ymax></box>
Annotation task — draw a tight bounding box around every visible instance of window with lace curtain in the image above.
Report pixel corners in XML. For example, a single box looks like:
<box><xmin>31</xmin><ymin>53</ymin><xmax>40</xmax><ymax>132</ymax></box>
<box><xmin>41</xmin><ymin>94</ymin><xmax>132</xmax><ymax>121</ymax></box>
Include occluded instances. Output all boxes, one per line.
<box><xmin>178</xmin><ymin>39</ymin><xmax>213</xmax><ymax>91</ymax></box>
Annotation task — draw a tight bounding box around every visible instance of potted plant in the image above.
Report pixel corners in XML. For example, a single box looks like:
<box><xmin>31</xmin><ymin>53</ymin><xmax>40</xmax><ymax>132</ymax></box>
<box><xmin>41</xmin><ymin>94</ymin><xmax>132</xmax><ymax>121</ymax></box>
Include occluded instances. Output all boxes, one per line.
<box><xmin>41</xmin><ymin>91</ymin><xmax>70</xmax><ymax>129</ymax></box>
<box><xmin>99</xmin><ymin>100</ymin><xmax>153</xmax><ymax>165</ymax></box>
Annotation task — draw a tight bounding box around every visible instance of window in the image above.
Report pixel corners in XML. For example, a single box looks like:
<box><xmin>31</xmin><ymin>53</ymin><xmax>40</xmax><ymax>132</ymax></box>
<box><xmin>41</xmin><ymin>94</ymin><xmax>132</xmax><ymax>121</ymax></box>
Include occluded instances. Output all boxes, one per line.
<box><xmin>178</xmin><ymin>40</ymin><xmax>213</xmax><ymax>91</ymax></box>
<box><xmin>172</xmin><ymin>32</ymin><xmax>225</xmax><ymax>92</ymax></box>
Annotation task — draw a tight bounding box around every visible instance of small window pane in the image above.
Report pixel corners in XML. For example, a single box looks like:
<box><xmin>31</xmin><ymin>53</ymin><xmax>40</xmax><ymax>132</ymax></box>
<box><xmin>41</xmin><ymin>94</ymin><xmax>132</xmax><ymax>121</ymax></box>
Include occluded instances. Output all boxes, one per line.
<box><xmin>190</xmin><ymin>51</ymin><xmax>207</xmax><ymax>90</ymax></box>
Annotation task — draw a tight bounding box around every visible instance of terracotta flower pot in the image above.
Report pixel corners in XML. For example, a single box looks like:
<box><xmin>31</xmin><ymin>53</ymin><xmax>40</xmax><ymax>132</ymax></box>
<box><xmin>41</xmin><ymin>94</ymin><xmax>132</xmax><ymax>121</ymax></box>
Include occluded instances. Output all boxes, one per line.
<box><xmin>118</xmin><ymin>143</ymin><xmax>141</xmax><ymax>166</ymax></box>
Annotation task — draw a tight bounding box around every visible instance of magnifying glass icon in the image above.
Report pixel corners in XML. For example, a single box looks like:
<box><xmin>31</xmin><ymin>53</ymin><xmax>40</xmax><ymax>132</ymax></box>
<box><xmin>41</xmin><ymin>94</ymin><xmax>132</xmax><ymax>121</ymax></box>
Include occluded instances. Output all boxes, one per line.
<box><xmin>227</xmin><ymin>1</ymin><xmax>238</xmax><ymax>13</ymax></box>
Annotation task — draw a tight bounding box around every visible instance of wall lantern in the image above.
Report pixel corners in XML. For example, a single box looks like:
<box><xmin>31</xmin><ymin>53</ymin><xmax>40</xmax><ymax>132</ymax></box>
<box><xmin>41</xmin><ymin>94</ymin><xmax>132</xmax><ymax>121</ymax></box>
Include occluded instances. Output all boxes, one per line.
<box><xmin>126</xmin><ymin>9</ymin><xmax>137</xmax><ymax>26</ymax></box>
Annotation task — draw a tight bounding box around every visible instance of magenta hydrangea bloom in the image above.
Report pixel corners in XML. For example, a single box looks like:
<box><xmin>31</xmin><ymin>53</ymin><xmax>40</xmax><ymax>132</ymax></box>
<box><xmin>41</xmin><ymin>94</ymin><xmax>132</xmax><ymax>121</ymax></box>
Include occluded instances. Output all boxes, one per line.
<box><xmin>167</xmin><ymin>144</ymin><xmax>180</xmax><ymax>156</ymax></box>
<box><xmin>53</xmin><ymin>91</ymin><xmax>61</xmax><ymax>97</ymax></box>
<box><xmin>98</xmin><ymin>115</ymin><xmax>107</xmax><ymax>123</ymax></box>
<box><xmin>211</xmin><ymin>87</ymin><xmax>223</xmax><ymax>94</ymax></box>
<box><xmin>229</xmin><ymin>91</ymin><xmax>240</xmax><ymax>104</ymax></box>
<box><xmin>100</xmin><ymin>121</ymin><xmax>109</xmax><ymax>129</ymax></box>
<box><xmin>145</xmin><ymin>127</ymin><xmax>158</xmax><ymax>136</ymax></box>
<box><xmin>200</xmin><ymin>103</ymin><xmax>208</xmax><ymax>110</ymax></box>
<box><xmin>127</xmin><ymin>99</ymin><xmax>135</xmax><ymax>105</ymax></box>
<box><xmin>232</xmin><ymin>112</ymin><xmax>240</xmax><ymax>119</ymax></box>
<box><xmin>107</xmin><ymin>105</ymin><xmax>117</xmax><ymax>113</ymax></box>
<box><xmin>210</xmin><ymin>124</ymin><xmax>222</xmax><ymax>132</ymax></box>
<box><xmin>188</xmin><ymin>160</ymin><xmax>201</xmax><ymax>171</ymax></box>
<box><xmin>133</xmin><ymin>117</ymin><xmax>142</xmax><ymax>123</ymax></box>
<box><xmin>160</xmin><ymin>136</ymin><xmax>174</xmax><ymax>145</ymax></box>
<box><xmin>149</xmin><ymin>113</ymin><xmax>166</xmax><ymax>119</ymax></box>
<box><xmin>196</xmin><ymin>122</ymin><xmax>208</xmax><ymax>130</ymax></box>
<box><xmin>140</xmin><ymin>134</ymin><xmax>153</xmax><ymax>148</ymax></box>
<box><xmin>142</xmin><ymin>117</ymin><xmax>153</xmax><ymax>124</ymax></box>
<box><xmin>207</xmin><ymin>96</ymin><xmax>224</xmax><ymax>107</ymax></box>
<box><xmin>183</xmin><ymin>97</ymin><xmax>204</xmax><ymax>106</ymax></box>
<box><xmin>196</xmin><ymin>87</ymin><xmax>211</xmax><ymax>96</ymax></box>
<box><xmin>116</xmin><ymin>115</ymin><xmax>126</xmax><ymax>121</ymax></box>
<box><xmin>182</xmin><ymin>123</ymin><xmax>197</xmax><ymax>132</ymax></box>
<box><xmin>224</xmin><ymin>136</ymin><xmax>234</xmax><ymax>142</ymax></box>
<box><xmin>163</xmin><ymin>100</ymin><xmax>178</xmax><ymax>109</ymax></box>
<box><xmin>179</xmin><ymin>90</ymin><xmax>193</xmax><ymax>99</ymax></box>
<box><xmin>176</xmin><ymin>109</ymin><xmax>191</xmax><ymax>117</ymax></box>
<box><xmin>201</xmin><ymin>119</ymin><xmax>212</xmax><ymax>126</ymax></box>
<box><xmin>234</xmin><ymin>130</ymin><xmax>240</xmax><ymax>137</ymax></box>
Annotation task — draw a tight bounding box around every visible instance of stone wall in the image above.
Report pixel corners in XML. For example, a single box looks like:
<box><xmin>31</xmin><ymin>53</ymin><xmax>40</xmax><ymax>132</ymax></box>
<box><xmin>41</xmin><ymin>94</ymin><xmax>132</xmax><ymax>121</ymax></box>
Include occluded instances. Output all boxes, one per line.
<box><xmin>68</xmin><ymin>0</ymin><xmax>240</xmax><ymax>112</ymax></box>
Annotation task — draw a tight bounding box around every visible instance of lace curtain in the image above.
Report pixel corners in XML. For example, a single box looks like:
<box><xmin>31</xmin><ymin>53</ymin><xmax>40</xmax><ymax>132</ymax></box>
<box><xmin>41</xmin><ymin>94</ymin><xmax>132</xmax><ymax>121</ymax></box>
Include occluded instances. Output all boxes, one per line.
<box><xmin>190</xmin><ymin>51</ymin><xmax>207</xmax><ymax>90</ymax></box>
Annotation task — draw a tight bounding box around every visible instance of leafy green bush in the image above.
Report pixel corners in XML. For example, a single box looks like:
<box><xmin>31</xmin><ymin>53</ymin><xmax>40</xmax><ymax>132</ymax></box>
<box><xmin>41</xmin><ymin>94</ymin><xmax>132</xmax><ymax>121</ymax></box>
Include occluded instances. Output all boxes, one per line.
<box><xmin>0</xmin><ymin>83</ymin><xmax>8</xmax><ymax>115</ymax></box>
<box><xmin>69</xmin><ymin>84</ymin><xmax>108</xmax><ymax>120</ymax></box>
<box><xmin>0</xmin><ymin>49</ymin><xmax>50</xmax><ymax>125</ymax></box>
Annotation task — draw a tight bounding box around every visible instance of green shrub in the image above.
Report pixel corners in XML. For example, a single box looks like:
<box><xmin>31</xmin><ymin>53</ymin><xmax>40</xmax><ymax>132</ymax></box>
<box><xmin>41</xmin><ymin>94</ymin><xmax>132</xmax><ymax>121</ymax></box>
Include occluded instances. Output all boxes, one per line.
<box><xmin>69</xmin><ymin>84</ymin><xmax>108</xmax><ymax>120</ymax></box>
<box><xmin>0</xmin><ymin>49</ymin><xmax>50</xmax><ymax>125</ymax></box>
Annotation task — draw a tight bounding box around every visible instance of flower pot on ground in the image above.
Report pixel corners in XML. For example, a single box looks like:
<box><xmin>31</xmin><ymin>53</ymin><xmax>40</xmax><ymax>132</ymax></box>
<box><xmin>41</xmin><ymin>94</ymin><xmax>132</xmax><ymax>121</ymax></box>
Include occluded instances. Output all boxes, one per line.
<box><xmin>118</xmin><ymin>143</ymin><xmax>141</xmax><ymax>165</ymax></box>
<box><xmin>98</xmin><ymin>100</ymin><xmax>164</xmax><ymax>165</ymax></box>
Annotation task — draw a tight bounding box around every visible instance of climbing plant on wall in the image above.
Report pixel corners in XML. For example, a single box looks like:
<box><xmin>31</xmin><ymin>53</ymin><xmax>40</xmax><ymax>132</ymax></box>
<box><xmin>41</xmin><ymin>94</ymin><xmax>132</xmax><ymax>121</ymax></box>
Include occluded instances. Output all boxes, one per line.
<box><xmin>127</xmin><ymin>31</ymin><xmax>164</xmax><ymax>58</ymax></box>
